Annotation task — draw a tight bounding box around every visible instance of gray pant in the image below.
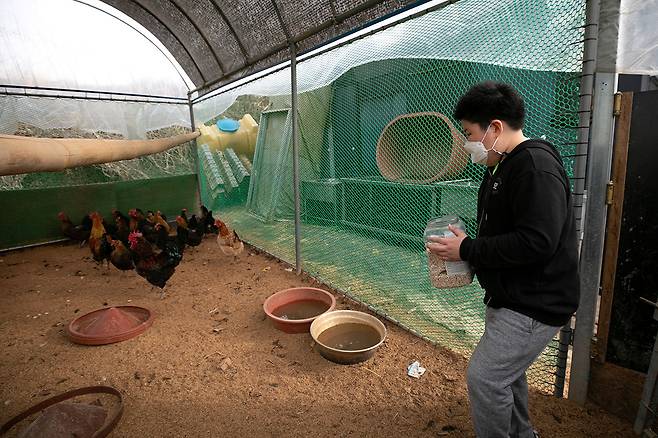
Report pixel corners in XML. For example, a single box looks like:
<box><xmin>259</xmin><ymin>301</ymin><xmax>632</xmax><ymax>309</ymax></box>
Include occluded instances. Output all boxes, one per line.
<box><xmin>467</xmin><ymin>307</ymin><xmax>560</xmax><ymax>438</ymax></box>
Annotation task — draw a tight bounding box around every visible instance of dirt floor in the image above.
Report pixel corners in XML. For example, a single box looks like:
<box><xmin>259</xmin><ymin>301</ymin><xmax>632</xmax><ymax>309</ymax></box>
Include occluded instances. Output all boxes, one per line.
<box><xmin>0</xmin><ymin>239</ymin><xmax>634</xmax><ymax>437</ymax></box>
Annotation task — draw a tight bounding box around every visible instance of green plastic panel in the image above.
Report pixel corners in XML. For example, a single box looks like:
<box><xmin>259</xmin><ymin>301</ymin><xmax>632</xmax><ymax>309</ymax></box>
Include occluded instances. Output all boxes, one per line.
<box><xmin>0</xmin><ymin>174</ymin><xmax>198</xmax><ymax>250</ymax></box>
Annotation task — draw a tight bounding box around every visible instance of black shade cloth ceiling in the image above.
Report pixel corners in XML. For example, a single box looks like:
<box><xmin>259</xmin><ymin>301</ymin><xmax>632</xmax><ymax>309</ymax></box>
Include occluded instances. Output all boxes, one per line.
<box><xmin>100</xmin><ymin>0</ymin><xmax>421</xmax><ymax>97</ymax></box>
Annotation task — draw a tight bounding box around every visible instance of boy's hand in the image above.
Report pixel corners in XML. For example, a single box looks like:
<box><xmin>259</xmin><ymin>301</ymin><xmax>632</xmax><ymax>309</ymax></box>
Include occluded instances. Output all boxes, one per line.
<box><xmin>425</xmin><ymin>224</ymin><xmax>466</xmax><ymax>261</ymax></box>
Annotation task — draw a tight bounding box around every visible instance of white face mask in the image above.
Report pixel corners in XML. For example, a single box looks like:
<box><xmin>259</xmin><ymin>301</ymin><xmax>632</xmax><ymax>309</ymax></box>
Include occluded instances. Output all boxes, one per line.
<box><xmin>463</xmin><ymin>124</ymin><xmax>501</xmax><ymax>165</ymax></box>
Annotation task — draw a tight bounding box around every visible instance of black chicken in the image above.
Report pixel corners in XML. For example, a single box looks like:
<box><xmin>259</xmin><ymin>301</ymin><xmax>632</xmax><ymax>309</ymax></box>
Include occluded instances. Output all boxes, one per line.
<box><xmin>57</xmin><ymin>212</ymin><xmax>91</xmax><ymax>245</ymax></box>
<box><xmin>175</xmin><ymin>216</ymin><xmax>202</xmax><ymax>250</ymax></box>
<box><xmin>128</xmin><ymin>231</ymin><xmax>183</xmax><ymax>298</ymax></box>
<box><xmin>188</xmin><ymin>214</ymin><xmax>199</xmax><ymax>231</ymax></box>
<box><xmin>200</xmin><ymin>205</ymin><xmax>219</xmax><ymax>234</ymax></box>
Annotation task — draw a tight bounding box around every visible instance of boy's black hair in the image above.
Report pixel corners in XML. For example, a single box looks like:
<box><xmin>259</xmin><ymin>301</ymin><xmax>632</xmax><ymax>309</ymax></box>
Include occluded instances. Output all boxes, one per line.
<box><xmin>454</xmin><ymin>81</ymin><xmax>525</xmax><ymax>130</ymax></box>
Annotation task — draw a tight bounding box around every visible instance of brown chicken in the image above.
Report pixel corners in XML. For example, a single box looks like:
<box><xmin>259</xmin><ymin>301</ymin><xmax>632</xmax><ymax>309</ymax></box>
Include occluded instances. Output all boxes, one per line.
<box><xmin>114</xmin><ymin>214</ymin><xmax>130</xmax><ymax>245</ymax></box>
<box><xmin>129</xmin><ymin>209</ymin><xmax>157</xmax><ymax>242</ymax></box>
<box><xmin>154</xmin><ymin>211</ymin><xmax>170</xmax><ymax>234</ymax></box>
<box><xmin>110</xmin><ymin>209</ymin><xmax>130</xmax><ymax>242</ymax></box>
<box><xmin>128</xmin><ymin>209</ymin><xmax>141</xmax><ymax>232</ymax></box>
<box><xmin>215</xmin><ymin>219</ymin><xmax>244</xmax><ymax>260</ymax></box>
<box><xmin>180</xmin><ymin>208</ymin><xmax>189</xmax><ymax>227</ymax></box>
<box><xmin>106</xmin><ymin>235</ymin><xmax>134</xmax><ymax>273</ymax></box>
<box><xmin>129</xmin><ymin>209</ymin><xmax>149</xmax><ymax>231</ymax></box>
<box><xmin>88</xmin><ymin>212</ymin><xmax>112</xmax><ymax>268</ymax></box>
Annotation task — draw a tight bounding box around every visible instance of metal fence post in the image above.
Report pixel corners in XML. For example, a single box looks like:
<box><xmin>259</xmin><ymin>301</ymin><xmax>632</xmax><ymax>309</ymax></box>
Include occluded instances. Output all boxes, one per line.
<box><xmin>555</xmin><ymin>0</ymin><xmax>600</xmax><ymax>400</ymax></box>
<box><xmin>188</xmin><ymin>93</ymin><xmax>202</xmax><ymax>213</ymax></box>
<box><xmin>569</xmin><ymin>72</ymin><xmax>616</xmax><ymax>404</ymax></box>
<box><xmin>554</xmin><ymin>324</ymin><xmax>573</xmax><ymax>397</ymax></box>
<box><xmin>569</xmin><ymin>89</ymin><xmax>619</xmax><ymax>407</ymax></box>
<box><xmin>569</xmin><ymin>0</ymin><xmax>620</xmax><ymax>405</ymax></box>
<box><xmin>290</xmin><ymin>44</ymin><xmax>302</xmax><ymax>275</ymax></box>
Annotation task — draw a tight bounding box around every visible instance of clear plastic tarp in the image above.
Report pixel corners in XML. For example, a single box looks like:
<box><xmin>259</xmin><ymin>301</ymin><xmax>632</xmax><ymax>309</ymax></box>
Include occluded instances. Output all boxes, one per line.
<box><xmin>0</xmin><ymin>0</ymin><xmax>192</xmax><ymax>97</ymax></box>
<box><xmin>0</xmin><ymin>95</ymin><xmax>190</xmax><ymax>139</ymax></box>
<box><xmin>0</xmin><ymin>0</ymin><xmax>196</xmax><ymax>189</ymax></box>
<box><xmin>0</xmin><ymin>0</ymin><xmax>193</xmax><ymax>139</ymax></box>
<box><xmin>618</xmin><ymin>0</ymin><xmax>658</xmax><ymax>75</ymax></box>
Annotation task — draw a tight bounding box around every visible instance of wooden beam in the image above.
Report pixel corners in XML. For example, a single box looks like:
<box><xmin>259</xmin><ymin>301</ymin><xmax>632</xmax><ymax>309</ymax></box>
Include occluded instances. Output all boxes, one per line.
<box><xmin>595</xmin><ymin>91</ymin><xmax>633</xmax><ymax>363</ymax></box>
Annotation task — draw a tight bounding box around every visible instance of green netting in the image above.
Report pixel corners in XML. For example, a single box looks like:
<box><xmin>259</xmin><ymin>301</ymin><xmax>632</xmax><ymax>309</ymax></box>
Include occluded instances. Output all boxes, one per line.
<box><xmin>195</xmin><ymin>0</ymin><xmax>585</xmax><ymax>394</ymax></box>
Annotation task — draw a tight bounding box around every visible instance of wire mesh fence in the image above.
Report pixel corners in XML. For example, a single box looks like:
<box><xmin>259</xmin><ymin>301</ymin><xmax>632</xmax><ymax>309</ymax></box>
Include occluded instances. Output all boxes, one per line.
<box><xmin>193</xmin><ymin>0</ymin><xmax>586</xmax><ymax>394</ymax></box>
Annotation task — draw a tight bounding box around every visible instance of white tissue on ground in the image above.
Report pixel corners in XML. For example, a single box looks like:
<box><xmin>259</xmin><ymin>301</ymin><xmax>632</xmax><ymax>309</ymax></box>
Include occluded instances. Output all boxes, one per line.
<box><xmin>407</xmin><ymin>360</ymin><xmax>426</xmax><ymax>378</ymax></box>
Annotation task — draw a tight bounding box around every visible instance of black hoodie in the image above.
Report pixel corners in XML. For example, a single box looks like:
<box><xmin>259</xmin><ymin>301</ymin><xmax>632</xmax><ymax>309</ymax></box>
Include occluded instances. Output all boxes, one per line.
<box><xmin>459</xmin><ymin>139</ymin><xmax>580</xmax><ymax>326</ymax></box>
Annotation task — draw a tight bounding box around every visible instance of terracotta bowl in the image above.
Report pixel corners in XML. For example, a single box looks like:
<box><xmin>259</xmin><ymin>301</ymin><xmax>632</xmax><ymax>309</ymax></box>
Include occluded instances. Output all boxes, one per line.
<box><xmin>263</xmin><ymin>287</ymin><xmax>336</xmax><ymax>334</ymax></box>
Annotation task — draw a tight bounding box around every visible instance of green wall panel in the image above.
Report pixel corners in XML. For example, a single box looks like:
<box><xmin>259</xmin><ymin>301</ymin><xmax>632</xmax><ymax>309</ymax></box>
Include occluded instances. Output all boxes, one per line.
<box><xmin>0</xmin><ymin>174</ymin><xmax>198</xmax><ymax>250</ymax></box>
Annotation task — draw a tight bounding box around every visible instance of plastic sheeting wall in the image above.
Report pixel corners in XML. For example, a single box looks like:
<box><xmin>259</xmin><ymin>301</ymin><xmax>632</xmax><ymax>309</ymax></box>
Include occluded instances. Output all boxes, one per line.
<box><xmin>0</xmin><ymin>0</ymin><xmax>191</xmax><ymax>97</ymax></box>
<box><xmin>0</xmin><ymin>95</ymin><xmax>190</xmax><ymax>140</ymax></box>
<box><xmin>618</xmin><ymin>0</ymin><xmax>658</xmax><ymax>75</ymax></box>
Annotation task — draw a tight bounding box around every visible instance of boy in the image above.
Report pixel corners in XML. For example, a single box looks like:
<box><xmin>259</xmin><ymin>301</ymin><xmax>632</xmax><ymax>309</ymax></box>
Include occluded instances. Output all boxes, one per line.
<box><xmin>427</xmin><ymin>82</ymin><xmax>580</xmax><ymax>438</ymax></box>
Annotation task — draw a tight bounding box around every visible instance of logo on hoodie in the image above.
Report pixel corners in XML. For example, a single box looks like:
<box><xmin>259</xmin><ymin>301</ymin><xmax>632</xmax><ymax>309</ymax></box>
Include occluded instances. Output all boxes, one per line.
<box><xmin>492</xmin><ymin>178</ymin><xmax>502</xmax><ymax>194</ymax></box>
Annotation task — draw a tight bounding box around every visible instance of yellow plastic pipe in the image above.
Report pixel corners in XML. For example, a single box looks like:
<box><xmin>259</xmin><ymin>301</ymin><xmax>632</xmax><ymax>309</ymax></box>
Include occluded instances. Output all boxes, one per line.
<box><xmin>197</xmin><ymin>114</ymin><xmax>259</xmax><ymax>158</ymax></box>
<box><xmin>0</xmin><ymin>131</ymin><xmax>200</xmax><ymax>176</ymax></box>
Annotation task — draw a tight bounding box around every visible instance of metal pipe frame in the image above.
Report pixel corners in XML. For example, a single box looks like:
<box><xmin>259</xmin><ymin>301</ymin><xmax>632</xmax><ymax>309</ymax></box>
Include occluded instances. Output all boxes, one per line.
<box><xmin>208</xmin><ymin>0</ymin><xmax>250</xmax><ymax>61</ymax></box>
<box><xmin>569</xmin><ymin>80</ymin><xmax>617</xmax><ymax>407</ymax></box>
<box><xmin>190</xmin><ymin>0</ymin><xmax>438</xmax><ymax>97</ymax></box>
<box><xmin>0</xmin><ymin>90</ymin><xmax>187</xmax><ymax>105</ymax></box>
<box><xmin>554</xmin><ymin>323</ymin><xmax>573</xmax><ymax>398</ymax></box>
<box><xmin>0</xmin><ymin>84</ymin><xmax>187</xmax><ymax>102</ymax></box>
<box><xmin>328</xmin><ymin>0</ymin><xmax>339</xmax><ymax>24</ymax></box>
<box><xmin>271</xmin><ymin>0</ymin><xmax>293</xmax><ymax>43</ymax></box>
<box><xmin>74</xmin><ymin>0</ymin><xmax>192</xmax><ymax>92</ymax></box>
<box><xmin>553</xmin><ymin>0</ymin><xmax>602</xmax><ymax>401</ymax></box>
<box><xmin>573</xmin><ymin>15</ymin><xmax>600</xmax><ymax>237</ymax></box>
<box><xmin>188</xmin><ymin>94</ymin><xmax>204</xmax><ymax>216</ymax></box>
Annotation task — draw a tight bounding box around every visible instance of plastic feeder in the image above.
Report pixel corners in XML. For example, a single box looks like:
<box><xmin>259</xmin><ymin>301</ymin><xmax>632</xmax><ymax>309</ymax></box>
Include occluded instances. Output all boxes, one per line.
<box><xmin>67</xmin><ymin>306</ymin><xmax>153</xmax><ymax>345</ymax></box>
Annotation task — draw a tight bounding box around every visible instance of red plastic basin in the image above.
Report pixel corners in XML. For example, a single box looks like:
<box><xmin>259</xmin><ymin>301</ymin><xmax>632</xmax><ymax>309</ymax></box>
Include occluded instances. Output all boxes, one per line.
<box><xmin>263</xmin><ymin>287</ymin><xmax>336</xmax><ymax>334</ymax></box>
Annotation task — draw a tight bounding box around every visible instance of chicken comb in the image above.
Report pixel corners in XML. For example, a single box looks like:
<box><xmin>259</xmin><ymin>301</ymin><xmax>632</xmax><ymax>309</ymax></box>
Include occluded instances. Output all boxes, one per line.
<box><xmin>127</xmin><ymin>231</ymin><xmax>143</xmax><ymax>246</ymax></box>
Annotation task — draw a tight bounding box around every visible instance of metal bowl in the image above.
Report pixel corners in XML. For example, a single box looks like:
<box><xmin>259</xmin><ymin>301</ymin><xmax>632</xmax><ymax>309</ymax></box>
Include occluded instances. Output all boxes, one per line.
<box><xmin>310</xmin><ymin>310</ymin><xmax>386</xmax><ymax>364</ymax></box>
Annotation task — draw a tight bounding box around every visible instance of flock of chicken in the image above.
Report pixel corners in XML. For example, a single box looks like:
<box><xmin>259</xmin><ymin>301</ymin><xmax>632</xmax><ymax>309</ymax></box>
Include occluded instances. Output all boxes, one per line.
<box><xmin>57</xmin><ymin>205</ymin><xmax>243</xmax><ymax>297</ymax></box>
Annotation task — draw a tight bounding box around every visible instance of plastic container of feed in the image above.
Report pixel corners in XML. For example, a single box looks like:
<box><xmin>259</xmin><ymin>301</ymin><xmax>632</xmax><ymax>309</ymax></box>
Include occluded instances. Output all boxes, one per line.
<box><xmin>424</xmin><ymin>215</ymin><xmax>474</xmax><ymax>288</ymax></box>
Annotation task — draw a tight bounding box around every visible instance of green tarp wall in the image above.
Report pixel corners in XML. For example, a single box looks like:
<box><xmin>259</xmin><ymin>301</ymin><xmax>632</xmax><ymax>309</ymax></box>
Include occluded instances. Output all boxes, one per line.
<box><xmin>0</xmin><ymin>174</ymin><xmax>198</xmax><ymax>250</ymax></box>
